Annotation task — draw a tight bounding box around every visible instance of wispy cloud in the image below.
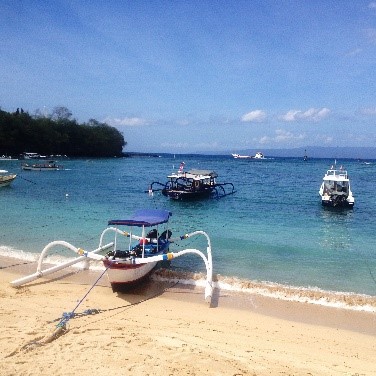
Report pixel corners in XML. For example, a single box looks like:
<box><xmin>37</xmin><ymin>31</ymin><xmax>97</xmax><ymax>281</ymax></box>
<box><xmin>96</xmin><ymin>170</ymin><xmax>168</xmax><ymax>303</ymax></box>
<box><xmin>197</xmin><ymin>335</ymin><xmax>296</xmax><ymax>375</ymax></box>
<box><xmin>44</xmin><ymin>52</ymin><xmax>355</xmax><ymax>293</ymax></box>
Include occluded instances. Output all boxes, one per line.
<box><xmin>345</xmin><ymin>48</ymin><xmax>362</xmax><ymax>57</ymax></box>
<box><xmin>254</xmin><ymin>129</ymin><xmax>306</xmax><ymax>145</ymax></box>
<box><xmin>368</xmin><ymin>2</ymin><xmax>376</xmax><ymax>9</ymax></box>
<box><xmin>279</xmin><ymin>108</ymin><xmax>330</xmax><ymax>122</ymax></box>
<box><xmin>241</xmin><ymin>110</ymin><xmax>267</xmax><ymax>123</ymax></box>
<box><xmin>103</xmin><ymin>116</ymin><xmax>149</xmax><ymax>126</ymax></box>
<box><xmin>360</xmin><ymin>107</ymin><xmax>376</xmax><ymax>115</ymax></box>
<box><xmin>364</xmin><ymin>28</ymin><xmax>376</xmax><ymax>43</ymax></box>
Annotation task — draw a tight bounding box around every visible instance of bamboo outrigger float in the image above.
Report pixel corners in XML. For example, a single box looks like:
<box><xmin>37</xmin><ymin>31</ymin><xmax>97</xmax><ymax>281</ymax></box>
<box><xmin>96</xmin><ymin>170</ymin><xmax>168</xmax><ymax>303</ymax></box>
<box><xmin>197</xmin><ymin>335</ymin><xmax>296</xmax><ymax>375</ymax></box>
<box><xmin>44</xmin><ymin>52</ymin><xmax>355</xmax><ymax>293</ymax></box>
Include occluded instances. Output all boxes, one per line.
<box><xmin>10</xmin><ymin>209</ymin><xmax>214</xmax><ymax>303</ymax></box>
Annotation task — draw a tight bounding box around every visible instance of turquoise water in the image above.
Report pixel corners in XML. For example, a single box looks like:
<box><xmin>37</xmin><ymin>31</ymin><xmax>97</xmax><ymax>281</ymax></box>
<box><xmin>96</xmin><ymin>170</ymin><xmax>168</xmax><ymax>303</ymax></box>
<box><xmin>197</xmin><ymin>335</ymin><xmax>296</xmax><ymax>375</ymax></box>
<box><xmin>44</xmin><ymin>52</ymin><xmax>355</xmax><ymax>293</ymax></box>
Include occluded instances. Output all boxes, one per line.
<box><xmin>1</xmin><ymin>155</ymin><xmax>375</xmax><ymax>308</ymax></box>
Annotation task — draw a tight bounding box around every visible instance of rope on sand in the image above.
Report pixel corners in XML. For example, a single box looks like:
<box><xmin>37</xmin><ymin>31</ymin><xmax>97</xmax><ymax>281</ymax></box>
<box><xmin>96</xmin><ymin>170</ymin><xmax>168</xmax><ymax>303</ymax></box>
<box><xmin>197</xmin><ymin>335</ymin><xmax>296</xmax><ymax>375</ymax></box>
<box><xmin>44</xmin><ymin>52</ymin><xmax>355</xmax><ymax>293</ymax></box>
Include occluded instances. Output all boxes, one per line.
<box><xmin>5</xmin><ymin>268</ymin><xmax>108</xmax><ymax>357</ymax></box>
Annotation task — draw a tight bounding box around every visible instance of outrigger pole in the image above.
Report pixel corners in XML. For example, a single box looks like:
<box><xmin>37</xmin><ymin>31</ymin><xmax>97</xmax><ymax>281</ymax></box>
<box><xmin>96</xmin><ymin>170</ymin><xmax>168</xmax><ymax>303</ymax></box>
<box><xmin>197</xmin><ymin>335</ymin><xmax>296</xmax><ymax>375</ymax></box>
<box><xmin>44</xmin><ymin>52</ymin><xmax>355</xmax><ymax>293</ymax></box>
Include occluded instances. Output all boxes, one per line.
<box><xmin>10</xmin><ymin>241</ymin><xmax>114</xmax><ymax>288</ymax></box>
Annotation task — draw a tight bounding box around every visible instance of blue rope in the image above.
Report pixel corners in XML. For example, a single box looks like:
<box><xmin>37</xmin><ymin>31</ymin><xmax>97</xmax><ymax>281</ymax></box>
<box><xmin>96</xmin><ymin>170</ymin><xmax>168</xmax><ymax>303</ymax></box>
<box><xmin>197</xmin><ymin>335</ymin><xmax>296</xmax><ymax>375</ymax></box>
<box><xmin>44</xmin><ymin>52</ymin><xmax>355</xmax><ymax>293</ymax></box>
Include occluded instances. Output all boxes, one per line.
<box><xmin>56</xmin><ymin>267</ymin><xmax>108</xmax><ymax>328</ymax></box>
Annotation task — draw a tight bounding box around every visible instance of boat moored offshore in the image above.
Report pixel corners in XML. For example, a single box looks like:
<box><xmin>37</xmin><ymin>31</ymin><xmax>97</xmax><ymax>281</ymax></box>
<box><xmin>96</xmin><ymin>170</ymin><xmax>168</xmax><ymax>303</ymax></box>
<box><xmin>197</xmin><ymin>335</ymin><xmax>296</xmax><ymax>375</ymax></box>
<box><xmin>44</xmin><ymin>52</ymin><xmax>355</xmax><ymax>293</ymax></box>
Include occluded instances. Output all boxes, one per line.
<box><xmin>149</xmin><ymin>162</ymin><xmax>236</xmax><ymax>200</ymax></box>
<box><xmin>319</xmin><ymin>163</ymin><xmax>354</xmax><ymax>208</ymax></box>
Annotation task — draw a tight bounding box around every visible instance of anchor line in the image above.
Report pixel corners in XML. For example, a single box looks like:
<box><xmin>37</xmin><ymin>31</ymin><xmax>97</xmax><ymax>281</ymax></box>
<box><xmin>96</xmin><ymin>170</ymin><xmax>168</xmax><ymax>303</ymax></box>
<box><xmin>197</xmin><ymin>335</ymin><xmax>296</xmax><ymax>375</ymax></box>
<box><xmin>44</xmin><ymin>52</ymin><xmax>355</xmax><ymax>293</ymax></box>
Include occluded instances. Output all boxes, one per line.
<box><xmin>56</xmin><ymin>266</ymin><xmax>109</xmax><ymax>329</ymax></box>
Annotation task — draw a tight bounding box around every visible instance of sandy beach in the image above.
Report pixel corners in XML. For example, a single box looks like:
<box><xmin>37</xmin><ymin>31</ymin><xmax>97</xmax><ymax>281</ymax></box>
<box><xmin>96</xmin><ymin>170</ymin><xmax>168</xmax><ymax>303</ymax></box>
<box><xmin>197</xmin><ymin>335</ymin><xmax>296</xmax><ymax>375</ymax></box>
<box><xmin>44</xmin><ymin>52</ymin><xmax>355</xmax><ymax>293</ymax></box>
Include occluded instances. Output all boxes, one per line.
<box><xmin>1</xmin><ymin>257</ymin><xmax>375</xmax><ymax>376</ymax></box>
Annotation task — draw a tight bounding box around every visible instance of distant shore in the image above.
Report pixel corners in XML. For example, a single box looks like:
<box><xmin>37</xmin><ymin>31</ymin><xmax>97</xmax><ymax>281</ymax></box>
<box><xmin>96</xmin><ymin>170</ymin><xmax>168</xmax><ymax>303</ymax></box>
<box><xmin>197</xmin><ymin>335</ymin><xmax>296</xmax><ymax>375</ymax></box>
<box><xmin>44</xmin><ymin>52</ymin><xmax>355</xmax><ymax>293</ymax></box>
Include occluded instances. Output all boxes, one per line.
<box><xmin>1</xmin><ymin>254</ymin><xmax>375</xmax><ymax>375</ymax></box>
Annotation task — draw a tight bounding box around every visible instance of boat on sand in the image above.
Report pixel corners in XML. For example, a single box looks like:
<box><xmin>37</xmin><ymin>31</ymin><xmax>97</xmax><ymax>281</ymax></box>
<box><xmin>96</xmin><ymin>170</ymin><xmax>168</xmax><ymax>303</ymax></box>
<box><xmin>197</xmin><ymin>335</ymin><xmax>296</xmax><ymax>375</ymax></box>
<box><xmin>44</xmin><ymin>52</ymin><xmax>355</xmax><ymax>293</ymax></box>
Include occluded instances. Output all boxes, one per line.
<box><xmin>10</xmin><ymin>208</ymin><xmax>214</xmax><ymax>303</ymax></box>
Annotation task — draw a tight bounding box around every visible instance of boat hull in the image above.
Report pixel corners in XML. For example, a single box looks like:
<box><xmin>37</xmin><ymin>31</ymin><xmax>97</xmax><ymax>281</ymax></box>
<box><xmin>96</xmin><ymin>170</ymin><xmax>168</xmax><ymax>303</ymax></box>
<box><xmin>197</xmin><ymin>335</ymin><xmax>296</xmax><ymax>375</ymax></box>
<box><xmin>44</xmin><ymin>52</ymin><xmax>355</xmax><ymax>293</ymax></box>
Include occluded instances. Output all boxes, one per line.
<box><xmin>22</xmin><ymin>166</ymin><xmax>61</xmax><ymax>171</ymax></box>
<box><xmin>0</xmin><ymin>174</ymin><xmax>17</xmax><ymax>187</ymax></box>
<box><xmin>103</xmin><ymin>258</ymin><xmax>159</xmax><ymax>291</ymax></box>
<box><xmin>162</xmin><ymin>188</ymin><xmax>213</xmax><ymax>200</ymax></box>
<box><xmin>321</xmin><ymin>198</ymin><xmax>354</xmax><ymax>209</ymax></box>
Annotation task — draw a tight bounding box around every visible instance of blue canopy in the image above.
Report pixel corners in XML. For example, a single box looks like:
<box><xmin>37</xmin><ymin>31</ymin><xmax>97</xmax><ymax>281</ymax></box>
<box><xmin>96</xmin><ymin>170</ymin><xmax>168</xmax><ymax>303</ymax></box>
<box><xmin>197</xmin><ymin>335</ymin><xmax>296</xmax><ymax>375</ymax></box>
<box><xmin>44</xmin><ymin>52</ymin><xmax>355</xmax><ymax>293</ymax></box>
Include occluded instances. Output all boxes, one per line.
<box><xmin>108</xmin><ymin>209</ymin><xmax>172</xmax><ymax>227</ymax></box>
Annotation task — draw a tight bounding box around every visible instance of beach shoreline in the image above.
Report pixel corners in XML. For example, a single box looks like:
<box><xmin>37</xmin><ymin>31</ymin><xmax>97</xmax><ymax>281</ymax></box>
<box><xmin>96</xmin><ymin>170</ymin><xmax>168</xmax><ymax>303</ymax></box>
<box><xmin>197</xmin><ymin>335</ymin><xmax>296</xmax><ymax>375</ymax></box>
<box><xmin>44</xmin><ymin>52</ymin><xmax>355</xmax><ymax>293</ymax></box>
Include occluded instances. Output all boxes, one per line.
<box><xmin>1</xmin><ymin>255</ymin><xmax>375</xmax><ymax>375</ymax></box>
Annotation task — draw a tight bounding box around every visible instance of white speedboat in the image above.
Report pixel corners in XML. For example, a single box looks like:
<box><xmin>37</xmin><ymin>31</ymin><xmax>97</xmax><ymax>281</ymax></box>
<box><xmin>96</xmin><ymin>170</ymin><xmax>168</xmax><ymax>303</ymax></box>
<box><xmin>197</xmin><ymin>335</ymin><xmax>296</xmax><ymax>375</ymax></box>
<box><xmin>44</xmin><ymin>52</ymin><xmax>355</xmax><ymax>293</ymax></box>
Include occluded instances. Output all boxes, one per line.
<box><xmin>10</xmin><ymin>208</ymin><xmax>214</xmax><ymax>303</ymax></box>
<box><xmin>319</xmin><ymin>163</ymin><xmax>354</xmax><ymax>208</ymax></box>
<box><xmin>0</xmin><ymin>170</ymin><xmax>17</xmax><ymax>187</ymax></box>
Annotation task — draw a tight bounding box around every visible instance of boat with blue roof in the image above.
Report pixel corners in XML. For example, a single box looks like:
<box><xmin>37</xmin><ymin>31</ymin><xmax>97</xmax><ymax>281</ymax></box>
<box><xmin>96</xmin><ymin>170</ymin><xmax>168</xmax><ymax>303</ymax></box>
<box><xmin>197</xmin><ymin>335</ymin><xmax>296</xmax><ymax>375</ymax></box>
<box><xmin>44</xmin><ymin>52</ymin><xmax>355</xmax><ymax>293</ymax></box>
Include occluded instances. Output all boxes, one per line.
<box><xmin>10</xmin><ymin>209</ymin><xmax>214</xmax><ymax>303</ymax></box>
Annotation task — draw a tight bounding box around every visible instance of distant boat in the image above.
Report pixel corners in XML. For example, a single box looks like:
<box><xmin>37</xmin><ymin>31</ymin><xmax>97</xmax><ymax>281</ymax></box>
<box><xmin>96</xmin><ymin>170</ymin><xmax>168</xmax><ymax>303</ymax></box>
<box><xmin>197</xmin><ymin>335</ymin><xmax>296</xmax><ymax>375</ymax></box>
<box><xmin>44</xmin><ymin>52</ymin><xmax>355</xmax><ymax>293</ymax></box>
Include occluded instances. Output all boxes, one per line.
<box><xmin>253</xmin><ymin>152</ymin><xmax>265</xmax><ymax>159</ymax></box>
<box><xmin>231</xmin><ymin>153</ymin><xmax>252</xmax><ymax>159</ymax></box>
<box><xmin>232</xmin><ymin>152</ymin><xmax>265</xmax><ymax>159</ymax></box>
<box><xmin>21</xmin><ymin>160</ymin><xmax>63</xmax><ymax>171</ymax></box>
<box><xmin>303</xmin><ymin>149</ymin><xmax>308</xmax><ymax>161</ymax></box>
<box><xmin>0</xmin><ymin>170</ymin><xmax>17</xmax><ymax>187</ymax></box>
<box><xmin>21</xmin><ymin>152</ymin><xmax>41</xmax><ymax>159</ymax></box>
<box><xmin>318</xmin><ymin>162</ymin><xmax>354</xmax><ymax>208</ymax></box>
<box><xmin>0</xmin><ymin>155</ymin><xmax>18</xmax><ymax>161</ymax></box>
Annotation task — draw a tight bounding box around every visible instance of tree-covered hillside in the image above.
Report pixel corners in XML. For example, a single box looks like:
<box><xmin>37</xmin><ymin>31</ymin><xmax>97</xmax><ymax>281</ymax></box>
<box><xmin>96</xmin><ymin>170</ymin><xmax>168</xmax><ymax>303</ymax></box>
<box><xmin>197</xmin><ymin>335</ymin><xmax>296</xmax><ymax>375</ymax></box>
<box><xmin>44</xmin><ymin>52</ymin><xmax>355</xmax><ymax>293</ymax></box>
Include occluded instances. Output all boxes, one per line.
<box><xmin>0</xmin><ymin>107</ymin><xmax>126</xmax><ymax>158</ymax></box>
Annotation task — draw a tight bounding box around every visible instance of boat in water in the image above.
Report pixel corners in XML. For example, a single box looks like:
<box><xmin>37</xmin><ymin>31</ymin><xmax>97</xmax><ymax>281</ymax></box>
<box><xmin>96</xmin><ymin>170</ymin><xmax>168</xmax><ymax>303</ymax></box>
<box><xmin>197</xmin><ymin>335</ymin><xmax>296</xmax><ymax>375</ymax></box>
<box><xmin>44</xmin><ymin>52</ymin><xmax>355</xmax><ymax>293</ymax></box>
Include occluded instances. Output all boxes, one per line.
<box><xmin>0</xmin><ymin>170</ymin><xmax>17</xmax><ymax>187</ymax></box>
<box><xmin>319</xmin><ymin>163</ymin><xmax>354</xmax><ymax>208</ymax></box>
<box><xmin>303</xmin><ymin>149</ymin><xmax>308</xmax><ymax>161</ymax></box>
<box><xmin>10</xmin><ymin>208</ymin><xmax>214</xmax><ymax>303</ymax></box>
<box><xmin>21</xmin><ymin>160</ymin><xmax>63</xmax><ymax>171</ymax></box>
<box><xmin>149</xmin><ymin>162</ymin><xmax>236</xmax><ymax>200</ymax></box>
<box><xmin>232</xmin><ymin>152</ymin><xmax>265</xmax><ymax>159</ymax></box>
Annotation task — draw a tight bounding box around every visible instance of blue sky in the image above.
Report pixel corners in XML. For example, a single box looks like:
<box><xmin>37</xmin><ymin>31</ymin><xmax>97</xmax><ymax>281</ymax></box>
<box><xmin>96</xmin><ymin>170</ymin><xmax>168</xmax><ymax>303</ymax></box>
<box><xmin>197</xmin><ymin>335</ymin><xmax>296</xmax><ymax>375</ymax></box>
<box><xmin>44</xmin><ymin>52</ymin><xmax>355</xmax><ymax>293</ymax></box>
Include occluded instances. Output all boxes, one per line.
<box><xmin>1</xmin><ymin>1</ymin><xmax>376</xmax><ymax>153</ymax></box>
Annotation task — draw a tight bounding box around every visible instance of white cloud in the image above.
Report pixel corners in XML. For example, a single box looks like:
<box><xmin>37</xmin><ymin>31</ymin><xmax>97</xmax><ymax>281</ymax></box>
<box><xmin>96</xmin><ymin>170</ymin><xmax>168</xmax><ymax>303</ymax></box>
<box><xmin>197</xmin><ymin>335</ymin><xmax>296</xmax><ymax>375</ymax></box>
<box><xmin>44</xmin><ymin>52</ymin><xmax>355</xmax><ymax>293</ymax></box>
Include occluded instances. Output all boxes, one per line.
<box><xmin>241</xmin><ymin>110</ymin><xmax>267</xmax><ymax>122</ymax></box>
<box><xmin>274</xmin><ymin>129</ymin><xmax>305</xmax><ymax>143</ymax></box>
<box><xmin>364</xmin><ymin>28</ymin><xmax>376</xmax><ymax>43</ymax></box>
<box><xmin>254</xmin><ymin>129</ymin><xmax>306</xmax><ymax>145</ymax></box>
<box><xmin>345</xmin><ymin>48</ymin><xmax>362</xmax><ymax>57</ymax></box>
<box><xmin>360</xmin><ymin>107</ymin><xmax>376</xmax><ymax>115</ymax></box>
<box><xmin>280</xmin><ymin>108</ymin><xmax>330</xmax><ymax>122</ymax></box>
<box><xmin>368</xmin><ymin>2</ymin><xmax>376</xmax><ymax>9</ymax></box>
<box><xmin>104</xmin><ymin>117</ymin><xmax>148</xmax><ymax>127</ymax></box>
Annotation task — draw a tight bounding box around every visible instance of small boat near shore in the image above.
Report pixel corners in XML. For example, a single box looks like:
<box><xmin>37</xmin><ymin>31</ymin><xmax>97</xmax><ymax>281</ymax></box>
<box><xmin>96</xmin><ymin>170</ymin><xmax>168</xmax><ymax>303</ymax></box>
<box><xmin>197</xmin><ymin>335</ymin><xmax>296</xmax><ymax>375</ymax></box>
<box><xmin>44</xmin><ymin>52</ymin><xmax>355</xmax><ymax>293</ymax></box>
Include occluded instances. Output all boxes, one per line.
<box><xmin>0</xmin><ymin>155</ymin><xmax>18</xmax><ymax>161</ymax></box>
<box><xmin>319</xmin><ymin>162</ymin><xmax>355</xmax><ymax>208</ymax></box>
<box><xmin>21</xmin><ymin>160</ymin><xmax>63</xmax><ymax>171</ymax></box>
<box><xmin>0</xmin><ymin>170</ymin><xmax>17</xmax><ymax>187</ymax></box>
<box><xmin>148</xmin><ymin>162</ymin><xmax>236</xmax><ymax>200</ymax></box>
<box><xmin>10</xmin><ymin>208</ymin><xmax>214</xmax><ymax>303</ymax></box>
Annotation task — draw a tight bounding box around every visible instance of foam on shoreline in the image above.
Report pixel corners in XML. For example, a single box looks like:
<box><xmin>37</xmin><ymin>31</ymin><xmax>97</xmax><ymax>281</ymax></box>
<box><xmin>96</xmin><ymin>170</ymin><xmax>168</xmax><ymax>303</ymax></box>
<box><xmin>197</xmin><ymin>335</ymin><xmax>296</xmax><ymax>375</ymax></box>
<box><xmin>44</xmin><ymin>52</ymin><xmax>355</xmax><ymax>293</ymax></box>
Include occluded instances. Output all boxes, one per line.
<box><xmin>2</xmin><ymin>248</ymin><xmax>375</xmax><ymax>313</ymax></box>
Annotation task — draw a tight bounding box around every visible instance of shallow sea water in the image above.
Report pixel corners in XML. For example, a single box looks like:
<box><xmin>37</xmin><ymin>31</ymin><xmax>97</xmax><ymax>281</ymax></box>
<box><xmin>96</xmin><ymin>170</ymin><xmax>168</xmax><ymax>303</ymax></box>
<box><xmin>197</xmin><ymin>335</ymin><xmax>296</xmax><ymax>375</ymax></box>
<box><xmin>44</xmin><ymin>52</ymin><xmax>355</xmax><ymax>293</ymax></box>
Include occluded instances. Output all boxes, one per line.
<box><xmin>1</xmin><ymin>155</ymin><xmax>375</xmax><ymax>310</ymax></box>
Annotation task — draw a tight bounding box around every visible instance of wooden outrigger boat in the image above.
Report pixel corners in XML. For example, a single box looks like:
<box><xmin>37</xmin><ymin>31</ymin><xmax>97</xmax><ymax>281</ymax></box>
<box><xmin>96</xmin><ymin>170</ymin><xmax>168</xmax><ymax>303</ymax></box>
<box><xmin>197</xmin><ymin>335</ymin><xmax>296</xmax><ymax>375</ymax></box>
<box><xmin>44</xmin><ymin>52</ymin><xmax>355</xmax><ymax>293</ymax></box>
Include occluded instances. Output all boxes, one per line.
<box><xmin>149</xmin><ymin>162</ymin><xmax>236</xmax><ymax>200</ymax></box>
<box><xmin>10</xmin><ymin>209</ymin><xmax>213</xmax><ymax>303</ymax></box>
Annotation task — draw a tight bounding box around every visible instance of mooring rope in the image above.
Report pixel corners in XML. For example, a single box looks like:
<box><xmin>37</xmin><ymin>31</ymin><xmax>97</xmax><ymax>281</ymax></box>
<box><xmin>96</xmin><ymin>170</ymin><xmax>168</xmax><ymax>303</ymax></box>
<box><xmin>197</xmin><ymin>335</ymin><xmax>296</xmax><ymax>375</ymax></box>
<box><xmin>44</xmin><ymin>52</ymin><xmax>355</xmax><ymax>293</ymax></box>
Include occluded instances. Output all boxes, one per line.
<box><xmin>5</xmin><ymin>267</ymin><xmax>109</xmax><ymax>358</ymax></box>
<box><xmin>56</xmin><ymin>267</ymin><xmax>109</xmax><ymax>329</ymax></box>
